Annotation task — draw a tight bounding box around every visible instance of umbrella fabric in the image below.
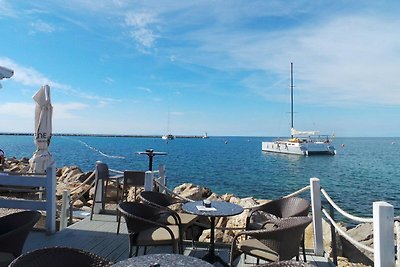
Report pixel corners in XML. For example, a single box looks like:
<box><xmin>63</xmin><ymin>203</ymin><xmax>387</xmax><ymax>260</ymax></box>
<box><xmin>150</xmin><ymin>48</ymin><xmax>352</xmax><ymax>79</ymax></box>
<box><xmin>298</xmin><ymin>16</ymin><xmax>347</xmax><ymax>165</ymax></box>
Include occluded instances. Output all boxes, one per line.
<box><xmin>29</xmin><ymin>85</ymin><xmax>54</xmax><ymax>173</ymax></box>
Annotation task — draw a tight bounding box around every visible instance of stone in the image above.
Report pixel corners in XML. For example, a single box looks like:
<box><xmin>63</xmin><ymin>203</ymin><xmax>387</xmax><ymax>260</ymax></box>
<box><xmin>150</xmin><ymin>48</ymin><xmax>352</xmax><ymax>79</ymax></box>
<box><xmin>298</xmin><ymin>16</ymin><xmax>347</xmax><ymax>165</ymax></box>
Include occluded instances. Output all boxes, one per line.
<box><xmin>173</xmin><ymin>183</ymin><xmax>211</xmax><ymax>200</ymax></box>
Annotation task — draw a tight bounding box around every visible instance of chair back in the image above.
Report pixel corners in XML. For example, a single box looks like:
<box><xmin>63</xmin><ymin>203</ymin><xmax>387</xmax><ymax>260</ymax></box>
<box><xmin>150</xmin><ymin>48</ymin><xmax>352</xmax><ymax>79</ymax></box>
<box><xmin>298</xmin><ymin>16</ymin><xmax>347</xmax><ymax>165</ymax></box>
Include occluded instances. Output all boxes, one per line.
<box><xmin>252</xmin><ymin>197</ymin><xmax>310</xmax><ymax>218</ymax></box>
<box><xmin>0</xmin><ymin>210</ymin><xmax>41</xmax><ymax>258</ymax></box>
<box><xmin>9</xmin><ymin>247</ymin><xmax>112</xmax><ymax>267</ymax></box>
<box><xmin>263</xmin><ymin>216</ymin><xmax>312</xmax><ymax>260</ymax></box>
<box><xmin>140</xmin><ymin>191</ymin><xmax>181</xmax><ymax>207</ymax></box>
<box><xmin>122</xmin><ymin>171</ymin><xmax>145</xmax><ymax>201</ymax></box>
<box><xmin>96</xmin><ymin>162</ymin><xmax>109</xmax><ymax>181</ymax></box>
<box><xmin>118</xmin><ymin>202</ymin><xmax>162</xmax><ymax>233</ymax></box>
<box><xmin>123</xmin><ymin>171</ymin><xmax>145</xmax><ymax>187</ymax></box>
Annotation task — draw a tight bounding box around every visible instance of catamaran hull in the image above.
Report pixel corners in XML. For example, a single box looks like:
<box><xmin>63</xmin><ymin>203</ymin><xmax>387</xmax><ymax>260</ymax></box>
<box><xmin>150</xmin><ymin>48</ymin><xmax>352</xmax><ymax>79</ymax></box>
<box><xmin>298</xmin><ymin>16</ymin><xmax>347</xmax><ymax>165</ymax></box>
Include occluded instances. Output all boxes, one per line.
<box><xmin>262</xmin><ymin>141</ymin><xmax>336</xmax><ymax>156</ymax></box>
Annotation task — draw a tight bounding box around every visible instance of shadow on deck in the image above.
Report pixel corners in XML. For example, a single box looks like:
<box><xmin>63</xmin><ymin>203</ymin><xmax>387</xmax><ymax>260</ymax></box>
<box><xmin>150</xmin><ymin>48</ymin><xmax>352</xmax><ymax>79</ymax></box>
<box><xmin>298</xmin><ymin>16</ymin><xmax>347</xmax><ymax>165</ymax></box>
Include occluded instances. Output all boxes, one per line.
<box><xmin>24</xmin><ymin>214</ymin><xmax>334</xmax><ymax>266</ymax></box>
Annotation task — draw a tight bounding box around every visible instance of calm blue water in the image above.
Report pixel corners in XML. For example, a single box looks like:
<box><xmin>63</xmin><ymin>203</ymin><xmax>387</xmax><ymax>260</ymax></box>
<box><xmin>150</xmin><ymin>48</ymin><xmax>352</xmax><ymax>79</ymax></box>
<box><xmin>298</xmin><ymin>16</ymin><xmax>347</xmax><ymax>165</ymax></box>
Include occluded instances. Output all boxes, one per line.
<box><xmin>1</xmin><ymin>135</ymin><xmax>399</xmax><ymax>218</ymax></box>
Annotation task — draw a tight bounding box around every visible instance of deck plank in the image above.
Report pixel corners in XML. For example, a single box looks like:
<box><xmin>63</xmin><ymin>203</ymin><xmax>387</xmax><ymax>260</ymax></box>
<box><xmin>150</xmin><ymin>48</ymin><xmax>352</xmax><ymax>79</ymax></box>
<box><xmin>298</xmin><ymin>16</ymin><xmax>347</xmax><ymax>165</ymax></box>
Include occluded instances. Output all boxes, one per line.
<box><xmin>23</xmin><ymin>214</ymin><xmax>334</xmax><ymax>266</ymax></box>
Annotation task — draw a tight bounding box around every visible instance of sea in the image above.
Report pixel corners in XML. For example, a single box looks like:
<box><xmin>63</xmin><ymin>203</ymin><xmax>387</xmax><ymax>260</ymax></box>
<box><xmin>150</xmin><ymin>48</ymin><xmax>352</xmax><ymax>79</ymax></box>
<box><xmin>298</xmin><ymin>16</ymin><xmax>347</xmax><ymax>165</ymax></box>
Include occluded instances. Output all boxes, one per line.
<box><xmin>1</xmin><ymin>135</ymin><xmax>399</xmax><ymax>219</ymax></box>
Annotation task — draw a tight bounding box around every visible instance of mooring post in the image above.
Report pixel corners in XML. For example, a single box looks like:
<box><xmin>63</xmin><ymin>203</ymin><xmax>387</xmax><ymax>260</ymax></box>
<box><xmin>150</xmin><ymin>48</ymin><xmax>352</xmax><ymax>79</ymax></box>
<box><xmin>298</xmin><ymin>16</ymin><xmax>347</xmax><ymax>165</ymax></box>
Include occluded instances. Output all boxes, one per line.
<box><xmin>144</xmin><ymin>171</ymin><xmax>154</xmax><ymax>191</ymax></box>
<box><xmin>92</xmin><ymin>161</ymin><xmax>103</xmax><ymax>215</ymax></box>
<box><xmin>310</xmin><ymin>177</ymin><xmax>324</xmax><ymax>256</ymax></box>
<box><xmin>373</xmin><ymin>201</ymin><xmax>394</xmax><ymax>267</ymax></box>
<box><xmin>59</xmin><ymin>190</ymin><xmax>70</xmax><ymax>231</ymax></box>
<box><xmin>45</xmin><ymin>166</ymin><xmax>56</xmax><ymax>234</ymax></box>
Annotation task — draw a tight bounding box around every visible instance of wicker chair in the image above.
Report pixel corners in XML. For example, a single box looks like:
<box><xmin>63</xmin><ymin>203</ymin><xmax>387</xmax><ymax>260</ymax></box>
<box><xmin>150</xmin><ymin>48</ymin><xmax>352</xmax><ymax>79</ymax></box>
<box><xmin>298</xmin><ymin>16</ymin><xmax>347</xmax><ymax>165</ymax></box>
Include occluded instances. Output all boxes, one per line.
<box><xmin>246</xmin><ymin>197</ymin><xmax>310</xmax><ymax>261</ymax></box>
<box><xmin>230</xmin><ymin>216</ymin><xmax>312</xmax><ymax>266</ymax></box>
<box><xmin>0</xmin><ymin>210</ymin><xmax>41</xmax><ymax>267</ymax></box>
<box><xmin>116</xmin><ymin>171</ymin><xmax>146</xmax><ymax>234</ymax></box>
<box><xmin>139</xmin><ymin>191</ymin><xmax>198</xmax><ymax>247</ymax></box>
<box><xmin>117</xmin><ymin>202</ymin><xmax>182</xmax><ymax>257</ymax></box>
<box><xmin>9</xmin><ymin>247</ymin><xmax>112</xmax><ymax>267</ymax></box>
<box><xmin>90</xmin><ymin>162</ymin><xmax>124</xmax><ymax>220</ymax></box>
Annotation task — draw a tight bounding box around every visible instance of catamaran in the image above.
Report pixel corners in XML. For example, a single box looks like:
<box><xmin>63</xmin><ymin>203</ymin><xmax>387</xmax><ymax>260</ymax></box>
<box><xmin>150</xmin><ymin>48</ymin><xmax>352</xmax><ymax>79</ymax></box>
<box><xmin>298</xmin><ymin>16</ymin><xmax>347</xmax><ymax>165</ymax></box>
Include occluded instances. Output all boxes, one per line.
<box><xmin>262</xmin><ymin>63</ymin><xmax>336</xmax><ymax>156</ymax></box>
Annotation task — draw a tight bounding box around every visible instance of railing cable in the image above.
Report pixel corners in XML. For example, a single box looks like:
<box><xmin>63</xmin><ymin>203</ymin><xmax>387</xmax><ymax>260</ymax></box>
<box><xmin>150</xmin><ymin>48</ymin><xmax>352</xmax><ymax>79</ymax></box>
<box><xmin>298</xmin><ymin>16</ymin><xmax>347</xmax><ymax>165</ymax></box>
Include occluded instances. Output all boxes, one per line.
<box><xmin>284</xmin><ymin>185</ymin><xmax>310</xmax><ymax>198</ymax></box>
<box><xmin>322</xmin><ymin>208</ymin><xmax>374</xmax><ymax>253</ymax></box>
<box><xmin>321</xmin><ymin>188</ymin><xmax>373</xmax><ymax>223</ymax></box>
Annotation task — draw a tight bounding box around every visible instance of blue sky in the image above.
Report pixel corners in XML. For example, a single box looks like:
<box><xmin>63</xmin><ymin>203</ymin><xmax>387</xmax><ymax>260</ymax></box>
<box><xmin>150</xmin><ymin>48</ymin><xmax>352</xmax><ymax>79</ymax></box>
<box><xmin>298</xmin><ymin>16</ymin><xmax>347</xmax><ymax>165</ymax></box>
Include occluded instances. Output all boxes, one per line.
<box><xmin>1</xmin><ymin>1</ymin><xmax>400</xmax><ymax>137</ymax></box>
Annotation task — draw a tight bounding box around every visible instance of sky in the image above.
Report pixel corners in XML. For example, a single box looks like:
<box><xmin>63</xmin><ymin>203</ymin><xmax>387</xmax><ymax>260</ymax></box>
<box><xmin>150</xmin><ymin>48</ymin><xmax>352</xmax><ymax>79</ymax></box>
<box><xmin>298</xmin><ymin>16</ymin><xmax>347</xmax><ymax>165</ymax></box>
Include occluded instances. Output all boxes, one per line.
<box><xmin>1</xmin><ymin>1</ymin><xmax>400</xmax><ymax>137</ymax></box>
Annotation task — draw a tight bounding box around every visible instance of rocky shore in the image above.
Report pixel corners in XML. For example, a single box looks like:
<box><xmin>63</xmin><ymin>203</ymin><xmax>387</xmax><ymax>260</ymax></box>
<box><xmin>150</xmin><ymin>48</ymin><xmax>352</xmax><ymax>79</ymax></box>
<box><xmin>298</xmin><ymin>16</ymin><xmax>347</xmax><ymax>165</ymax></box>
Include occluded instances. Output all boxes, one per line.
<box><xmin>0</xmin><ymin>157</ymin><xmax>375</xmax><ymax>266</ymax></box>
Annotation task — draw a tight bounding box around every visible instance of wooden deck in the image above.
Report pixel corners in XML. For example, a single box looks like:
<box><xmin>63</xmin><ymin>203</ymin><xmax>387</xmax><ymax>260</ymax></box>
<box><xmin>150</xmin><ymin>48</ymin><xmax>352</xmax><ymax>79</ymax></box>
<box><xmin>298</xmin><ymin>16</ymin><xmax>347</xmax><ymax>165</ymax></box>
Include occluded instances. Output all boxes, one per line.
<box><xmin>24</xmin><ymin>214</ymin><xmax>334</xmax><ymax>266</ymax></box>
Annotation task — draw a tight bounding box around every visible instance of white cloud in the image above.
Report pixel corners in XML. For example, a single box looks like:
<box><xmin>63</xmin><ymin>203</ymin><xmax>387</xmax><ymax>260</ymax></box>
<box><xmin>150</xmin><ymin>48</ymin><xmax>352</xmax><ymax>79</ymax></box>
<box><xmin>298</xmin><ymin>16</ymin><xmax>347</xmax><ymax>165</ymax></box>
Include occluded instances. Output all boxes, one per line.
<box><xmin>181</xmin><ymin>14</ymin><xmax>400</xmax><ymax>107</ymax></box>
<box><xmin>103</xmin><ymin>77</ymin><xmax>115</xmax><ymax>84</ymax></box>
<box><xmin>29</xmin><ymin>19</ymin><xmax>55</xmax><ymax>34</ymax></box>
<box><xmin>2</xmin><ymin>103</ymin><xmax>33</xmax><ymax>118</ymax></box>
<box><xmin>125</xmin><ymin>11</ymin><xmax>159</xmax><ymax>52</ymax></box>
<box><xmin>137</xmin><ymin>86</ymin><xmax>152</xmax><ymax>93</ymax></box>
<box><xmin>54</xmin><ymin>102</ymin><xmax>88</xmax><ymax>119</ymax></box>
<box><xmin>0</xmin><ymin>57</ymin><xmax>119</xmax><ymax>104</ymax></box>
<box><xmin>0</xmin><ymin>0</ymin><xmax>17</xmax><ymax>18</ymax></box>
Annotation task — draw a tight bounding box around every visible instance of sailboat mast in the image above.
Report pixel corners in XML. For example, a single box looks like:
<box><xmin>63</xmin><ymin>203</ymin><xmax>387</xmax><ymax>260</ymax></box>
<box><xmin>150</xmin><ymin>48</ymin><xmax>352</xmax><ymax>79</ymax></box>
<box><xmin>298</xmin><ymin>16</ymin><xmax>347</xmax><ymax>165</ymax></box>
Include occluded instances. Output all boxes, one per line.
<box><xmin>290</xmin><ymin>62</ymin><xmax>294</xmax><ymax>138</ymax></box>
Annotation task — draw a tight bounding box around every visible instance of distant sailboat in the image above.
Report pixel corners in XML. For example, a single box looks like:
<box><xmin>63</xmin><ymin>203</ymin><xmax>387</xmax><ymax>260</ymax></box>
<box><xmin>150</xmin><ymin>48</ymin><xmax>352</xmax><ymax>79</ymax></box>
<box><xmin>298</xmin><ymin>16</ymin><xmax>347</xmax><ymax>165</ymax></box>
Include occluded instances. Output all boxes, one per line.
<box><xmin>162</xmin><ymin>109</ymin><xmax>175</xmax><ymax>140</ymax></box>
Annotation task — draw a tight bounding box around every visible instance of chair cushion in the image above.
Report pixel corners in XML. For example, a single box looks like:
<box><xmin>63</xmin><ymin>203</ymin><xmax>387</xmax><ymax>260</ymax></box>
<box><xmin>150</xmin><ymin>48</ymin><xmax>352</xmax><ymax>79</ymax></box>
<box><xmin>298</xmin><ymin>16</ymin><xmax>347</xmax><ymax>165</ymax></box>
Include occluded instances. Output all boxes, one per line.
<box><xmin>136</xmin><ymin>225</ymin><xmax>180</xmax><ymax>246</ymax></box>
<box><xmin>238</xmin><ymin>238</ymin><xmax>279</xmax><ymax>262</ymax></box>
<box><xmin>0</xmin><ymin>251</ymin><xmax>15</xmax><ymax>267</ymax></box>
<box><xmin>177</xmin><ymin>213</ymin><xmax>198</xmax><ymax>225</ymax></box>
<box><xmin>248</xmin><ymin>211</ymin><xmax>279</xmax><ymax>230</ymax></box>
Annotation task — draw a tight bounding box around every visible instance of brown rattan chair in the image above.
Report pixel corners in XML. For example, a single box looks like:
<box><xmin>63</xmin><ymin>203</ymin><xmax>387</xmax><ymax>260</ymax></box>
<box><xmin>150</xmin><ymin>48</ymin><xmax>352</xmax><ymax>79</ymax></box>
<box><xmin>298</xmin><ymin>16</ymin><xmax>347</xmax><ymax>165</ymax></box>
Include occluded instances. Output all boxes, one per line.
<box><xmin>9</xmin><ymin>247</ymin><xmax>112</xmax><ymax>267</ymax></box>
<box><xmin>116</xmin><ymin>171</ymin><xmax>146</xmax><ymax>234</ymax></box>
<box><xmin>246</xmin><ymin>197</ymin><xmax>310</xmax><ymax>261</ymax></box>
<box><xmin>230</xmin><ymin>216</ymin><xmax>312</xmax><ymax>266</ymax></box>
<box><xmin>90</xmin><ymin>162</ymin><xmax>124</xmax><ymax>220</ymax></box>
<box><xmin>0</xmin><ymin>210</ymin><xmax>41</xmax><ymax>266</ymax></box>
<box><xmin>117</xmin><ymin>202</ymin><xmax>182</xmax><ymax>257</ymax></box>
<box><xmin>139</xmin><ymin>191</ymin><xmax>198</xmax><ymax>248</ymax></box>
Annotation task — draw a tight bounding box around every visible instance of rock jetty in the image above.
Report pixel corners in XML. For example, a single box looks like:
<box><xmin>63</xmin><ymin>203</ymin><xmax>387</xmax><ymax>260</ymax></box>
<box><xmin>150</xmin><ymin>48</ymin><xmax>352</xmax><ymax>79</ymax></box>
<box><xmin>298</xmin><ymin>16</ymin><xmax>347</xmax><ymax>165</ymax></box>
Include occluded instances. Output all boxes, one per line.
<box><xmin>0</xmin><ymin>157</ymin><xmax>375</xmax><ymax>266</ymax></box>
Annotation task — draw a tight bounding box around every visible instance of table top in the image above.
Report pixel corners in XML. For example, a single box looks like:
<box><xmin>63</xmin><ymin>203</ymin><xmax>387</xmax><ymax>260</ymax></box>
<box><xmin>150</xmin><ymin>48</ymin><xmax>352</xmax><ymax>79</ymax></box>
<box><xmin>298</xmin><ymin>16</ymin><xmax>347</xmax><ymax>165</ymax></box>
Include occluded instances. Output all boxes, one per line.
<box><xmin>111</xmin><ymin>253</ymin><xmax>213</xmax><ymax>267</ymax></box>
<box><xmin>137</xmin><ymin>151</ymin><xmax>167</xmax><ymax>156</ymax></box>
<box><xmin>182</xmin><ymin>200</ymin><xmax>244</xmax><ymax>217</ymax></box>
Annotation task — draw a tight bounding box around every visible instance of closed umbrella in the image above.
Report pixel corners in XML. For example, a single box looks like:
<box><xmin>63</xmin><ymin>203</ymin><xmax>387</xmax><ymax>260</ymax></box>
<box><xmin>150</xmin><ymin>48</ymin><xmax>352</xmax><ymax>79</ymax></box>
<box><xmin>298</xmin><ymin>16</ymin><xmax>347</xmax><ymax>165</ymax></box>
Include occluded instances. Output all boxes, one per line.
<box><xmin>29</xmin><ymin>85</ymin><xmax>54</xmax><ymax>173</ymax></box>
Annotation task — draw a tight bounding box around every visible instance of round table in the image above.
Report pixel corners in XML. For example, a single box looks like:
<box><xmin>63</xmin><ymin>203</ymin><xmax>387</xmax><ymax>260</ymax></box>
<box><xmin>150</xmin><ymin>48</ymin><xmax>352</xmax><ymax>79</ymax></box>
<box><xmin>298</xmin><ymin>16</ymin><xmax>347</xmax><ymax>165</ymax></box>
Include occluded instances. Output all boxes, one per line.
<box><xmin>182</xmin><ymin>200</ymin><xmax>244</xmax><ymax>266</ymax></box>
<box><xmin>111</xmin><ymin>254</ymin><xmax>213</xmax><ymax>267</ymax></box>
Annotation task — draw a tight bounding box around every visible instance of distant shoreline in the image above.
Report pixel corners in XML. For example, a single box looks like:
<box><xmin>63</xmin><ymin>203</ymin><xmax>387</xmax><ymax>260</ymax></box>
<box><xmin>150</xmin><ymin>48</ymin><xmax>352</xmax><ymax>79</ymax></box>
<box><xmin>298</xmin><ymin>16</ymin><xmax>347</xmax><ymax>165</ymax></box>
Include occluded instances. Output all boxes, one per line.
<box><xmin>0</xmin><ymin>132</ymin><xmax>208</xmax><ymax>139</ymax></box>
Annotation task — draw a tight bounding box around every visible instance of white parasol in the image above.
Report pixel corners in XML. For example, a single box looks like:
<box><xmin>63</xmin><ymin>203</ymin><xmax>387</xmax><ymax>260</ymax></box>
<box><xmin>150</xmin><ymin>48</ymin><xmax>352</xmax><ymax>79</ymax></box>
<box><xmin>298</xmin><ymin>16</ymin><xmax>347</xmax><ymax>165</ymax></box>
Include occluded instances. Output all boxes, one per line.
<box><xmin>29</xmin><ymin>85</ymin><xmax>54</xmax><ymax>173</ymax></box>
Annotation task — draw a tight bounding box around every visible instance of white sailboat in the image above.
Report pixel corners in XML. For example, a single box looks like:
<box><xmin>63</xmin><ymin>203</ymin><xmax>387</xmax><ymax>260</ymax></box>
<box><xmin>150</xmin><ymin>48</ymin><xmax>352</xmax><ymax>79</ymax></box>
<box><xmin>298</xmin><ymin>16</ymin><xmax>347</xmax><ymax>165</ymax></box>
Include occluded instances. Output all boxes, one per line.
<box><xmin>262</xmin><ymin>63</ymin><xmax>336</xmax><ymax>156</ymax></box>
<box><xmin>162</xmin><ymin>109</ymin><xmax>175</xmax><ymax>140</ymax></box>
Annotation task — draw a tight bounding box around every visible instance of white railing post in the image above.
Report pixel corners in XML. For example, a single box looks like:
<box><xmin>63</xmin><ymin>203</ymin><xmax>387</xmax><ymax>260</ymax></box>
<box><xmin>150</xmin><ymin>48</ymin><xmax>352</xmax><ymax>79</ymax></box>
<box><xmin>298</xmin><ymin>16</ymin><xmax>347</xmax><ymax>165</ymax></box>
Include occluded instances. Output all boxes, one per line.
<box><xmin>144</xmin><ymin>171</ymin><xmax>154</xmax><ymax>191</ymax></box>
<box><xmin>45</xmin><ymin>166</ymin><xmax>56</xmax><ymax>234</ymax></box>
<box><xmin>310</xmin><ymin>177</ymin><xmax>324</xmax><ymax>256</ymax></box>
<box><xmin>93</xmin><ymin>161</ymin><xmax>103</xmax><ymax>214</ymax></box>
<box><xmin>158</xmin><ymin>165</ymin><xmax>166</xmax><ymax>193</ymax></box>
<box><xmin>373</xmin><ymin>201</ymin><xmax>394</xmax><ymax>267</ymax></box>
<box><xmin>59</xmin><ymin>190</ymin><xmax>70</xmax><ymax>231</ymax></box>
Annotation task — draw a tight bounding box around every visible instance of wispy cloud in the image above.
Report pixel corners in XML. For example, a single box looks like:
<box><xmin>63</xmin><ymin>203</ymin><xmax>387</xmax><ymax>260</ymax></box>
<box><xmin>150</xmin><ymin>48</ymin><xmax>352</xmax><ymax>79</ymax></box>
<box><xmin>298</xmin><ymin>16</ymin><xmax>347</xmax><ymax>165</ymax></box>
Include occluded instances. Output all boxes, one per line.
<box><xmin>29</xmin><ymin>19</ymin><xmax>55</xmax><ymax>34</ymax></box>
<box><xmin>103</xmin><ymin>77</ymin><xmax>115</xmax><ymax>84</ymax></box>
<box><xmin>0</xmin><ymin>57</ymin><xmax>119</xmax><ymax>104</ymax></box>
<box><xmin>0</xmin><ymin>0</ymin><xmax>17</xmax><ymax>18</ymax></box>
<box><xmin>137</xmin><ymin>86</ymin><xmax>152</xmax><ymax>93</ymax></box>
<box><xmin>55</xmin><ymin>102</ymin><xmax>88</xmax><ymax>119</ymax></box>
<box><xmin>2</xmin><ymin>103</ymin><xmax>33</xmax><ymax>118</ymax></box>
<box><xmin>124</xmin><ymin>11</ymin><xmax>159</xmax><ymax>53</ymax></box>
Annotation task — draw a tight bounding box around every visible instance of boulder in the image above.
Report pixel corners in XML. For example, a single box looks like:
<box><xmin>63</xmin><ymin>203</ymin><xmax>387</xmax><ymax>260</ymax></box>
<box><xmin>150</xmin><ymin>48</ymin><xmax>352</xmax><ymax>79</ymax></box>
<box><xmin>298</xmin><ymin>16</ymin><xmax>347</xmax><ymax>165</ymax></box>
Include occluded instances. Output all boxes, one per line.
<box><xmin>173</xmin><ymin>183</ymin><xmax>211</xmax><ymax>200</ymax></box>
